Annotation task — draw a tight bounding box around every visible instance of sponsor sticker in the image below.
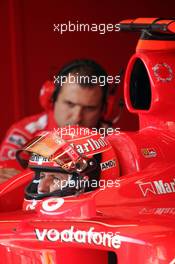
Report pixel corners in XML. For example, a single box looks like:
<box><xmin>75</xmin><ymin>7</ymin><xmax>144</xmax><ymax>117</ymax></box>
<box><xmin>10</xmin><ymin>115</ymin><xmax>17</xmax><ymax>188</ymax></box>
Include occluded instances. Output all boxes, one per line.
<box><xmin>138</xmin><ymin>178</ymin><xmax>175</xmax><ymax>197</ymax></box>
<box><xmin>42</xmin><ymin>198</ymin><xmax>65</xmax><ymax>212</ymax></box>
<box><xmin>152</xmin><ymin>63</ymin><xmax>173</xmax><ymax>82</ymax></box>
<box><xmin>25</xmin><ymin>114</ymin><xmax>48</xmax><ymax>133</ymax></box>
<box><xmin>141</xmin><ymin>148</ymin><xmax>157</xmax><ymax>158</ymax></box>
<box><xmin>0</xmin><ymin>146</ymin><xmax>17</xmax><ymax>160</ymax></box>
<box><xmin>35</xmin><ymin>226</ymin><xmax>121</xmax><ymax>249</ymax></box>
<box><xmin>100</xmin><ymin>159</ymin><xmax>116</xmax><ymax>171</ymax></box>
<box><xmin>139</xmin><ymin>207</ymin><xmax>175</xmax><ymax>216</ymax></box>
<box><xmin>70</xmin><ymin>137</ymin><xmax>110</xmax><ymax>155</ymax></box>
<box><xmin>7</xmin><ymin>132</ymin><xmax>28</xmax><ymax>147</ymax></box>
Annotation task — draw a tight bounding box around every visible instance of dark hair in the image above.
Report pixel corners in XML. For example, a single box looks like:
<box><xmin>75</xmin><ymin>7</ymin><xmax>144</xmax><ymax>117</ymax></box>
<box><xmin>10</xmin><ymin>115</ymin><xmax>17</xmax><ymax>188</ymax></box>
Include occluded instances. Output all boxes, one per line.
<box><xmin>52</xmin><ymin>59</ymin><xmax>109</xmax><ymax>108</ymax></box>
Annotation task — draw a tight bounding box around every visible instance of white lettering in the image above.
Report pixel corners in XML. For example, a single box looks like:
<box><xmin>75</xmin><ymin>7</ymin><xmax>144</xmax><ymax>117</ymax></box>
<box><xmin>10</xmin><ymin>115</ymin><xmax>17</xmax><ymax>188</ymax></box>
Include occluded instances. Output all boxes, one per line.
<box><xmin>74</xmin><ymin>230</ymin><xmax>86</xmax><ymax>243</ymax></box>
<box><xmin>42</xmin><ymin>198</ymin><xmax>64</xmax><ymax>212</ymax></box>
<box><xmin>61</xmin><ymin>226</ymin><xmax>74</xmax><ymax>242</ymax></box>
<box><xmin>154</xmin><ymin>180</ymin><xmax>166</xmax><ymax>194</ymax></box>
<box><xmin>47</xmin><ymin>229</ymin><xmax>60</xmax><ymax>242</ymax></box>
<box><xmin>35</xmin><ymin>229</ymin><xmax>47</xmax><ymax>241</ymax></box>
<box><xmin>111</xmin><ymin>235</ymin><xmax>121</xmax><ymax>249</ymax></box>
<box><xmin>34</xmin><ymin>227</ymin><xmax>121</xmax><ymax>249</ymax></box>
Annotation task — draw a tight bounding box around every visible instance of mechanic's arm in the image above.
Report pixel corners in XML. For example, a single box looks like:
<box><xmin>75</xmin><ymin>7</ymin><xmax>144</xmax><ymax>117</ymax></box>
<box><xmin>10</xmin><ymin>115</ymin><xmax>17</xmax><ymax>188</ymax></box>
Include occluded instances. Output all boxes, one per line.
<box><xmin>0</xmin><ymin>122</ymin><xmax>31</xmax><ymax>182</ymax></box>
<box><xmin>0</xmin><ymin>167</ymin><xmax>21</xmax><ymax>184</ymax></box>
<box><xmin>0</xmin><ymin>120</ymin><xmax>32</xmax><ymax>161</ymax></box>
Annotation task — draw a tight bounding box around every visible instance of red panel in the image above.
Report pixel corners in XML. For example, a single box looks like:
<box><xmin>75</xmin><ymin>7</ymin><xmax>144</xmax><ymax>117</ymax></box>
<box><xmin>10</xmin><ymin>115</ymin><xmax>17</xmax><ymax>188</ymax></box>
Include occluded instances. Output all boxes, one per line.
<box><xmin>133</xmin><ymin>17</ymin><xmax>158</xmax><ymax>24</ymax></box>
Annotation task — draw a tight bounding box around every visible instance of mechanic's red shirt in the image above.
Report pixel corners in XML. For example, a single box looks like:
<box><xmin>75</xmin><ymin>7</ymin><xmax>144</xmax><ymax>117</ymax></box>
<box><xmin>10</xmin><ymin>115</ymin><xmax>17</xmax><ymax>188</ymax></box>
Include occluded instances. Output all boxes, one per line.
<box><xmin>0</xmin><ymin>111</ymin><xmax>58</xmax><ymax>160</ymax></box>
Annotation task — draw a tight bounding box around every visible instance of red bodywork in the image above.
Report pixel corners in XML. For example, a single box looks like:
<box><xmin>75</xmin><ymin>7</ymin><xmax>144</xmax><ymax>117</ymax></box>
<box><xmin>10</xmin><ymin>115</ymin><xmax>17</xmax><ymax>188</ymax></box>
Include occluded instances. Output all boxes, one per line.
<box><xmin>0</xmin><ymin>18</ymin><xmax>175</xmax><ymax>263</ymax></box>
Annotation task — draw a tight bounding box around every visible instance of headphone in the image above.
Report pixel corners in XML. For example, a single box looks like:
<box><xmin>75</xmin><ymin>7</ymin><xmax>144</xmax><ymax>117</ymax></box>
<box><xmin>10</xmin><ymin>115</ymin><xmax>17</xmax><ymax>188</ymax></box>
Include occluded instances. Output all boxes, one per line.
<box><xmin>39</xmin><ymin>59</ymin><xmax>124</xmax><ymax>125</ymax></box>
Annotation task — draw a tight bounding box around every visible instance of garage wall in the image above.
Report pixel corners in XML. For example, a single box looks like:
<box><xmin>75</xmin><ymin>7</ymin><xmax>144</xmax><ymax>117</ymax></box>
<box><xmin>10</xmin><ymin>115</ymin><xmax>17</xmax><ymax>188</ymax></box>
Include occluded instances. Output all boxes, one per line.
<box><xmin>0</xmin><ymin>0</ymin><xmax>174</xmax><ymax>140</ymax></box>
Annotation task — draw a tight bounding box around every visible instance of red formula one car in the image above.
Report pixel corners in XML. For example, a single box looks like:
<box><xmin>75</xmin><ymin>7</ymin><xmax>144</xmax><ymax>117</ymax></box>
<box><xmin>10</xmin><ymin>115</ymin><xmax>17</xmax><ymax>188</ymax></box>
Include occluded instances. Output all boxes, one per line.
<box><xmin>0</xmin><ymin>18</ymin><xmax>175</xmax><ymax>264</ymax></box>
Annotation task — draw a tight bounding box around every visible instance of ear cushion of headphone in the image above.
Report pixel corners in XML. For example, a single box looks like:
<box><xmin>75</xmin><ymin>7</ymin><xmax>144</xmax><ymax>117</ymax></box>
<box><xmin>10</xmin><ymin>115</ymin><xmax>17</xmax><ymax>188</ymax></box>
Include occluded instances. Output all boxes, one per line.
<box><xmin>39</xmin><ymin>80</ymin><xmax>55</xmax><ymax>110</ymax></box>
<box><xmin>102</xmin><ymin>93</ymin><xmax>117</xmax><ymax>122</ymax></box>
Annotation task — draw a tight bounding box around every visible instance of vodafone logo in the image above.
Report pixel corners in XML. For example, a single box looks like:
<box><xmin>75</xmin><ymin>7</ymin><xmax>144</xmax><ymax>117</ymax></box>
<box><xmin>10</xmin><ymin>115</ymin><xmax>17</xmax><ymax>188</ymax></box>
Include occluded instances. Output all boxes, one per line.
<box><xmin>42</xmin><ymin>198</ymin><xmax>64</xmax><ymax>212</ymax></box>
<box><xmin>35</xmin><ymin>226</ymin><xmax>121</xmax><ymax>249</ymax></box>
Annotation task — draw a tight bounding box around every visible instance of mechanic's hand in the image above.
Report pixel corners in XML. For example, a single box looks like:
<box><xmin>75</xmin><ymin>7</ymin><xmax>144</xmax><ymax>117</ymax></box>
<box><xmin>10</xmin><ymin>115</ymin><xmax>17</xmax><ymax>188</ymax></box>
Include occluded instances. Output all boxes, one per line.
<box><xmin>0</xmin><ymin>168</ymin><xmax>21</xmax><ymax>184</ymax></box>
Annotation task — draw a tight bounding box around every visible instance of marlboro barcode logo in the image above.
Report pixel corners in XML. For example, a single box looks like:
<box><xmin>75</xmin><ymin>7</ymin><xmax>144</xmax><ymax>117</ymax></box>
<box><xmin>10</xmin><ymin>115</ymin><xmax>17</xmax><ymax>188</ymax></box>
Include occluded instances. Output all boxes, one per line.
<box><xmin>70</xmin><ymin>137</ymin><xmax>110</xmax><ymax>155</ymax></box>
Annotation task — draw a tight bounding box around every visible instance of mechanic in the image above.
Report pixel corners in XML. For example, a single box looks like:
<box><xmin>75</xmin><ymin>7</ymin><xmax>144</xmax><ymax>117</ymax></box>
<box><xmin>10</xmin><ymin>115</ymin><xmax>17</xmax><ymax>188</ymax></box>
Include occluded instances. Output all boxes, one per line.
<box><xmin>0</xmin><ymin>59</ymin><xmax>110</xmax><ymax>183</ymax></box>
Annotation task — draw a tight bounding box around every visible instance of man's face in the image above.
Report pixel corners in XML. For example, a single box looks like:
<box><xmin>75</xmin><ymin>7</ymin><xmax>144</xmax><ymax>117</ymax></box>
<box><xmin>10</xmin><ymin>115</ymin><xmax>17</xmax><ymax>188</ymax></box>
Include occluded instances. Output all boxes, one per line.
<box><xmin>54</xmin><ymin>76</ymin><xmax>103</xmax><ymax>128</ymax></box>
<box><xmin>37</xmin><ymin>171</ymin><xmax>71</xmax><ymax>193</ymax></box>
